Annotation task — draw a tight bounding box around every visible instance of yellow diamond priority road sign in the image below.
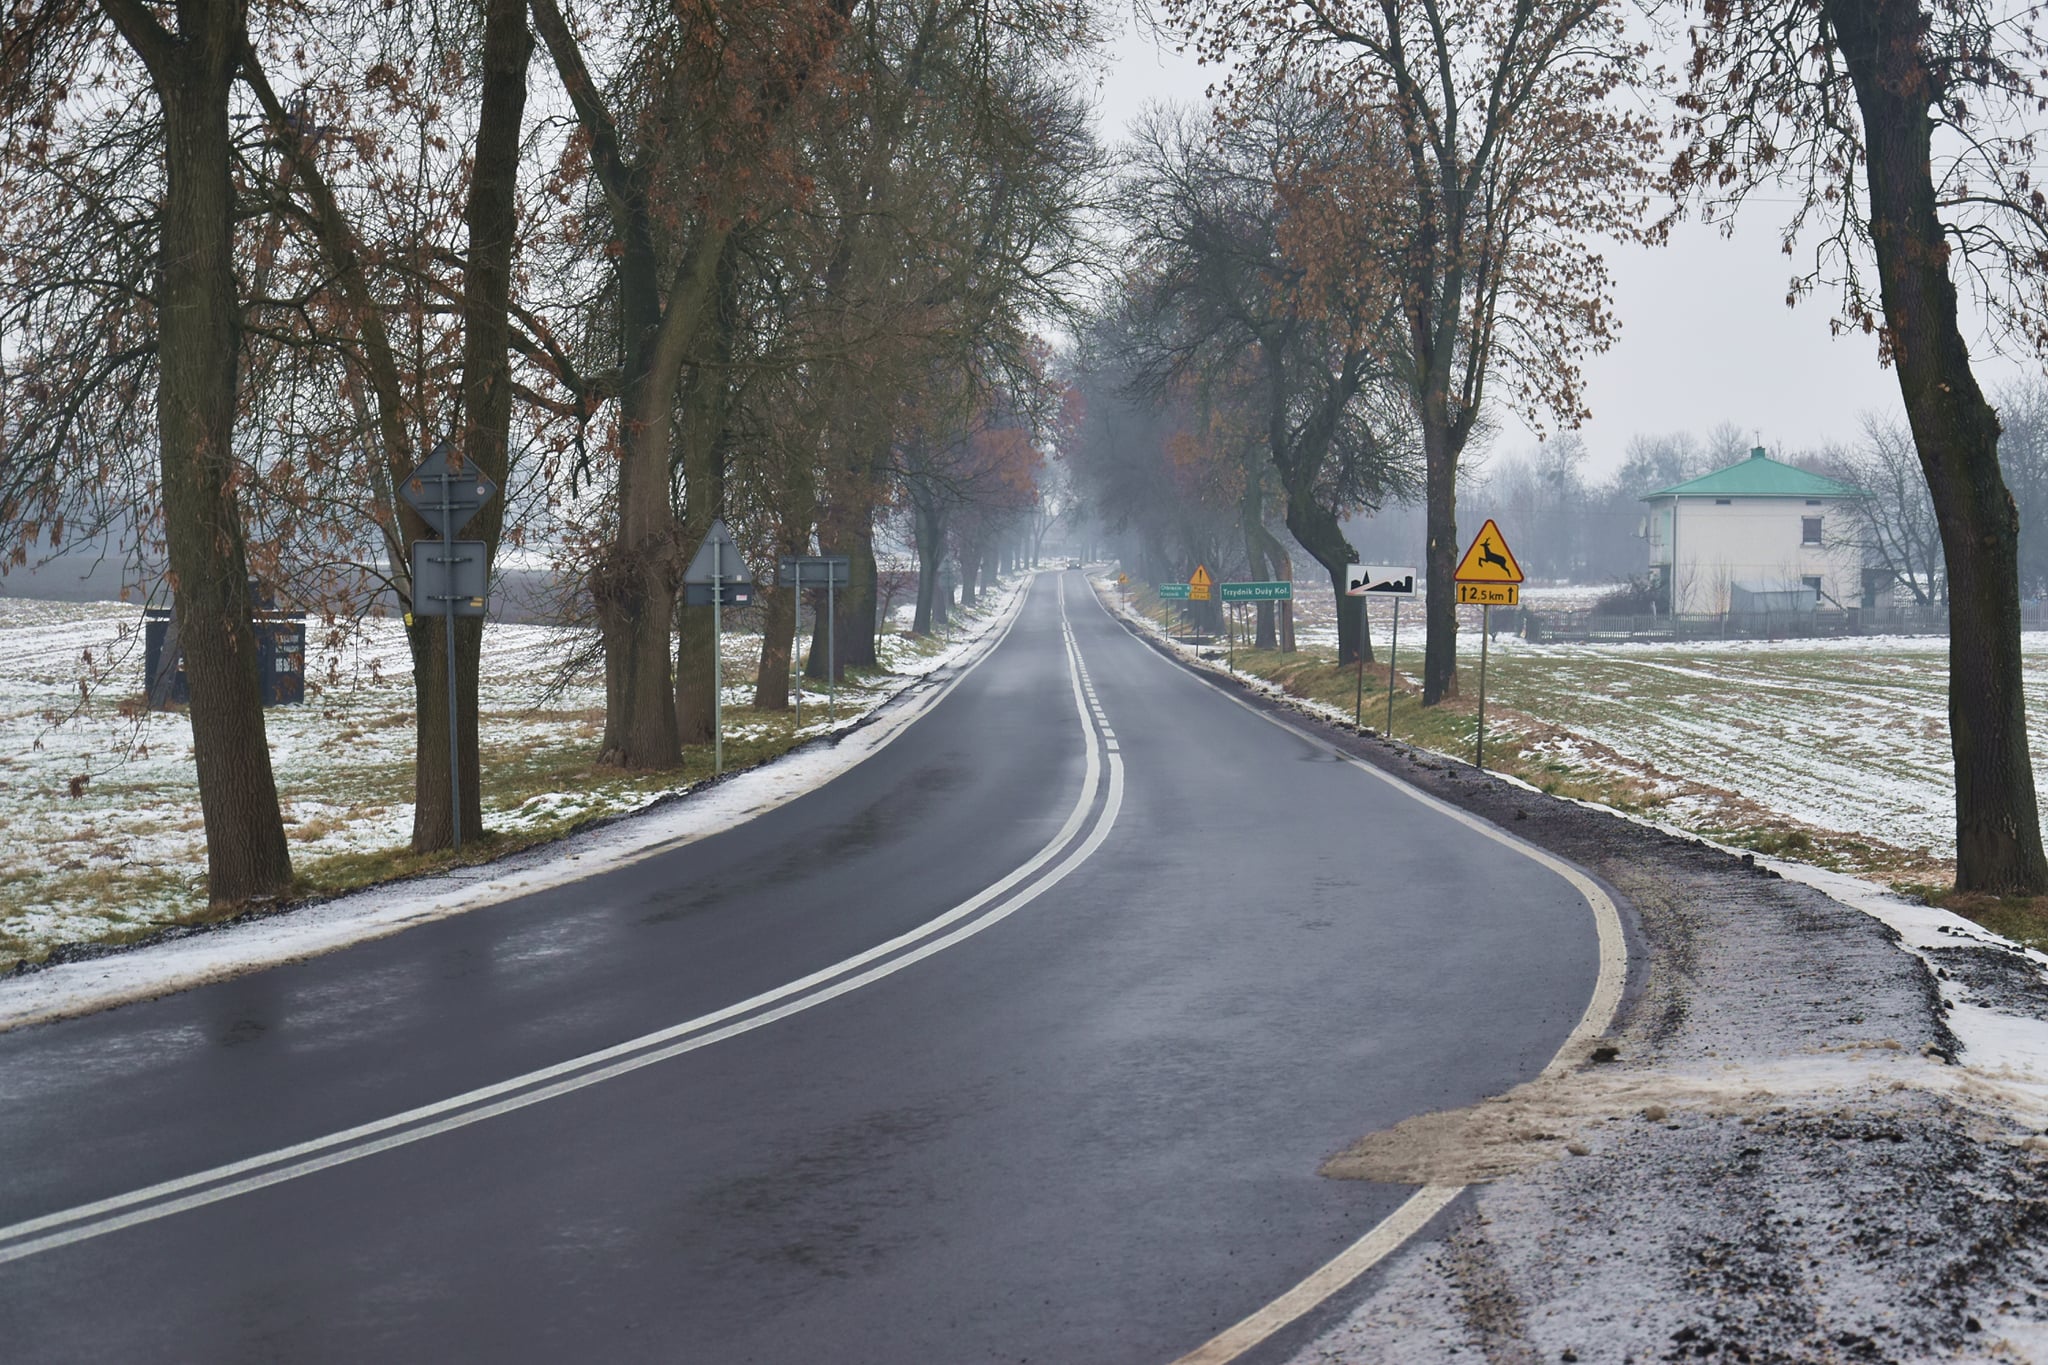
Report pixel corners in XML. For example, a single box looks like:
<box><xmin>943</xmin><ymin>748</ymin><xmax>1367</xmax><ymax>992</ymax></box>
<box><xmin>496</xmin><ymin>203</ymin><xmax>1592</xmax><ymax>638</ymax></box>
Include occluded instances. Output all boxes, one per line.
<box><xmin>1188</xmin><ymin>564</ymin><xmax>1214</xmax><ymax>602</ymax></box>
<box><xmin>1454</xmin><ymin>520</ymin><xmax>1522</xmax><ymax>605</ymax></box>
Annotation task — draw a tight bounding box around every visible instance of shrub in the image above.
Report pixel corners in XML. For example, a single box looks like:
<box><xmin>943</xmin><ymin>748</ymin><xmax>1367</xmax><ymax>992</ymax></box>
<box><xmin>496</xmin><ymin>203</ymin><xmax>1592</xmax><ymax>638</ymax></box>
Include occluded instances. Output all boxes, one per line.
<box><xmin>1594</xmin><ymin>574</ymin><xmax>1660</xmax><ymax>616</ymax></box>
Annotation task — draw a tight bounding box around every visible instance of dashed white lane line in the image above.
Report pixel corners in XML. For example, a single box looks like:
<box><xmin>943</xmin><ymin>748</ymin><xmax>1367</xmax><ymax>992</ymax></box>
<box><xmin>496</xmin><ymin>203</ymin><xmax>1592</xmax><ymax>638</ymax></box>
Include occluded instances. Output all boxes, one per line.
<box><xmin>0</xmin><ymin>578</ymin><xmax>1126</xmax><ymax>1268</ymax></box>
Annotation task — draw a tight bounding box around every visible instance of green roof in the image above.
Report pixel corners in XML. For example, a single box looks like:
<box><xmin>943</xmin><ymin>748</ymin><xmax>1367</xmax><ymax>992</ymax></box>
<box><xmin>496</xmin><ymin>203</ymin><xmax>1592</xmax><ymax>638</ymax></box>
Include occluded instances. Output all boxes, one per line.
<box><xmin>1645</xmin><ymin>449</ymin><xmax>1865</xmax><ymax>500</ymax></box>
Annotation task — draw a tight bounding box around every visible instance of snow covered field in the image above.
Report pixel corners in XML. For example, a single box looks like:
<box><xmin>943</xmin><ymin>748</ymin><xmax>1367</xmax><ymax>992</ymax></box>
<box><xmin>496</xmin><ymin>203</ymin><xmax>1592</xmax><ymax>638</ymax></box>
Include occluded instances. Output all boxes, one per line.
<box><xmin>0</xmin><ymin>590</ymin><xmax>999</xmax><ymax>970</ymax></box>
<box><xmin>1468</xmin><ymin>631</ymin><xmax>2048</xmax><ymax>869</ymax></box>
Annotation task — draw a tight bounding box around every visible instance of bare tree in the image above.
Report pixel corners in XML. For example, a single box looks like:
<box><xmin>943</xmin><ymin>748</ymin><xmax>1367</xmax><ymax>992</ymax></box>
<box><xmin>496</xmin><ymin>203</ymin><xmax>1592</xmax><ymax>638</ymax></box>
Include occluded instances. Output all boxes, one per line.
<box><xmin>2</xmin><ymin>0</ymin><xmax>293</xmax><ymax>904</ymax></box>
<box><xmin>1117</xmin><ymin>100</ymin><xmax>1419</xmax><ymax>665</ymax></box>
<box><xmin>1994</xmin><ymin>378</ymin><xmax>2048</xmax><ymax>598</ymax></box>
<box><xmin>1674</xmin><ymin>0</ymin><xmax>2048</xmax><ymax>892</ymax></box>
<box><xmin>1835</xmin><ymin>416</ymin><xmax>1943</xmax><ymax>607</ymax></box>
<box><xmin>1164</xmin><ymin>0</ymin><xmax>1661</xmax><ymax>703</ymax></box>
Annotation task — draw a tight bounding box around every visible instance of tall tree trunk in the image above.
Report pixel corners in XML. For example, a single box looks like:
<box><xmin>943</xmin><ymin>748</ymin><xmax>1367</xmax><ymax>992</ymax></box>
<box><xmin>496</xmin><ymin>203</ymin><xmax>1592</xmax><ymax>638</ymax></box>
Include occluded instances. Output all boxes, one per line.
<box><xmin>1281</xmin><ymin>489</ymin><xmax>1369</xmax><ymax>665</ymax></box>
<box><xmin>530</xmin><ymin>0</ymin><xmax>738</xmax><ymax>770</ymax></box>
<box><xmin>1241</xmin><ymin>470</ymin><xmax>1277</xmax><ymax>649</ymax></box>
<box><xmin>408</xmin><ymin>0</ymin><xmax>530</xmax><ymax>850</ymax></box>
<box><xmin>1272</xmin><ymin>536</ymin><xmax>1297</xmax><ymax>653</ymax></box>
<box><xmin>676</xmin><ymin>237</ymin><xmax>741</xmax><ymax>748</ymax></box>
<box><xmin>911</xmin><ymin>494</ymin><xmax>943</xmax><ymax>636</ymax></box>
<box><xmin>753</xmin><ymin>492</ymin><xmax>814</xmax><ymax>710</ymax></box>
<box><xmin>1420</xmin><ymin>418</ymin><xmax>1460</xmax><ymax>703</ymax></box>
<box><xmin>753</xmin><ymin>578</ymin><xmax>796</xmax><ymax>711</ymax></box>
<box><xmin>591</xmin><ymin>258</ymin><xmax>680</xmax><ymax>767</ymax></box>
<box><xmin>959</xmin><ymin>540</ymin><xmax>980</xmax><ymax>606</ymax></box>
<box><xmin>1830</xmin><ymin>0</ymin><xmax>2048</xmax><ymax>892</ymax></box>
<box><xmin>1251</xmin><ymin>521</ymin><xmax>1299</xmax><ymax>653</ymax></box>
<box><xmin>806</xmin><ymin>480</ymin><xmax>879</xmax><ymax>680</ymax></box>
<box><xmin>109</xmin><ymin>0</ymin><xmax>292</xmax><ymax>905</ymax></box>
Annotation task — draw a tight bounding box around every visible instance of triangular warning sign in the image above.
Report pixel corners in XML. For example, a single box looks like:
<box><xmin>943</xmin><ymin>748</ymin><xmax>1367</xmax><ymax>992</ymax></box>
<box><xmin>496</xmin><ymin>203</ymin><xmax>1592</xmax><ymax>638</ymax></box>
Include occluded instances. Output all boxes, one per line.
<box><xmin>1189</xmin><ymin>565</ymin><xmax>1213</xmax><ymax>589</ymax></box>
<box><xmin>1454</xmin><ymin>520</ymin><xmax>1524</xmax><ymax>583</ymax></box>
<box><xmin>683</xmin><ymin>518</ymin><xmax>752</xmax><ymax>586</ymax></box>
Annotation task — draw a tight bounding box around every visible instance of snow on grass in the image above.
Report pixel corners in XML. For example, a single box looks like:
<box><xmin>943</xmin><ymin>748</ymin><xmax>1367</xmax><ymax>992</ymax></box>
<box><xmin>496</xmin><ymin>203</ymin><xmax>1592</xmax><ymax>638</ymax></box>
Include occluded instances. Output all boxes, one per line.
<box><xmin>0</xmin><ymin>579</ymin><xmax>1026</xmax><ymax>972</ymax></box>
<box><xmin>1471</xmin><ymin>630</ymin><xmax>2028</xmax><ymax>866</ymax></box>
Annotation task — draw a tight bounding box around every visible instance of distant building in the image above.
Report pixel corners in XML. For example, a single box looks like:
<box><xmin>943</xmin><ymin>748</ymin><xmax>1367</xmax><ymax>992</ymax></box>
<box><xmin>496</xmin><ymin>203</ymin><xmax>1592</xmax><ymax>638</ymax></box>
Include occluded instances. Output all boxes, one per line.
<box><xmin>1643</xmin><ymin>447</ymin><xmax>1868</xmax><ymax>617</ymax></box>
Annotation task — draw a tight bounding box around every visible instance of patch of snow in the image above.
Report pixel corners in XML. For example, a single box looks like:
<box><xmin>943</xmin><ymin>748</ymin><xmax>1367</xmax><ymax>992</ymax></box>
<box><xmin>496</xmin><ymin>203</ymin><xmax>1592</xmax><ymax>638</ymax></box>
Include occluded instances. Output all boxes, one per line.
<box><xmin>1763</xmin><ymin>860</ymin><xmax>2048</xmax><ymax>1119</ymax></box>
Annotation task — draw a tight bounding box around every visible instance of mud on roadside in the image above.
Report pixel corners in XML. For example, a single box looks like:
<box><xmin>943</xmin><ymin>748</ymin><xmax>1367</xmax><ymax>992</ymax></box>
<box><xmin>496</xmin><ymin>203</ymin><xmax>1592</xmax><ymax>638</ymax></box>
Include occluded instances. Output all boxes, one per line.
<box><xmin>1106</xmin><ymin>611</ymin><xmax>2048</xmax><ymax>1363</ymax></box>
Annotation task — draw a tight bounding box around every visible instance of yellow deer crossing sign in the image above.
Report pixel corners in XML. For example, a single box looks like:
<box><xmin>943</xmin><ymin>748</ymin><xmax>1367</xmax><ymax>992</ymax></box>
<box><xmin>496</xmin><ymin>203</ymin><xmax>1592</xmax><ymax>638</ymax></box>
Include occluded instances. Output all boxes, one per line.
<box><xmin>1453</xmin><ymin>520</ymin><xmax>1523</xmax><ymax>605</ymax></box>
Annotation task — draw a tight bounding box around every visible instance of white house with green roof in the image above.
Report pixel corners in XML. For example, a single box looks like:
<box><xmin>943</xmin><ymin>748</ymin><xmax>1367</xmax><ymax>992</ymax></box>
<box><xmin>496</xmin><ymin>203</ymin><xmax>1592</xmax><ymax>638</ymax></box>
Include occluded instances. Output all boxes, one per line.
<box><xmin>1643</xmin><ymin>447</ymin><xmax>1869</xmax><ymax>617</ymax></box>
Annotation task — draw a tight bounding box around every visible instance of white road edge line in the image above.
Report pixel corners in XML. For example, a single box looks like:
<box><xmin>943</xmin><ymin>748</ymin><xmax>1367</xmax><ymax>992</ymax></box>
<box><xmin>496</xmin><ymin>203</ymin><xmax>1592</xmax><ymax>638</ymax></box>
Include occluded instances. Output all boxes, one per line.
<box><xmin>0</xmin><ymin>580</ymin><xmax>1127</xmax><ymax>1266</ymax></box>
<box><xmin>1101</xmin><ymin>586</ymin><xmax>1630</xmax><ymax>1365</ymax></box>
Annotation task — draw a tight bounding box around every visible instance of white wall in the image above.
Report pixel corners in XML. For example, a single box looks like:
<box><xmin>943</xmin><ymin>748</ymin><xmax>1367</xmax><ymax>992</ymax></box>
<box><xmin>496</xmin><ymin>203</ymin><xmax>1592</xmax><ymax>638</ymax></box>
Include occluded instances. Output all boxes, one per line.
<box><xmin>1647</xmin><ymin>497</ymin><xmax>1863</xmax><ymax>614</ymax></box>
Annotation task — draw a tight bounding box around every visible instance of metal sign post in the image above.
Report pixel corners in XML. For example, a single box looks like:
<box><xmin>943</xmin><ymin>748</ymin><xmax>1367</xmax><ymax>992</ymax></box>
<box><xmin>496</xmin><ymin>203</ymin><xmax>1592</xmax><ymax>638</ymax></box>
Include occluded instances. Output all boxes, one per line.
<box><xmin>440</xmin><ymin>481</ymin><xmax>460</xmax><ymax>842</ymax></box>
<box><xmin>1345</xmin><ymin>564</ymin><xmax>1416</xmax><ymax>738</ymax></box>
<box><xmin>1451</xmin><ymin>526</ymin><xmax>1522</xmax><ymax>770</ymax></box>
<box><xmin>778</xmin><ymin>554</ymin><xmax>849</xmax><ymax>729</ymax></box>
<box><xmin>791</xmin><ymin>559</ymin><xmax>803</xmax><ymax>728</ymax></box>
<box><xmin>1216</xmin><ymin>580</ymin><xmax>1299</xmax><ymax>670</ymax></box>
<box><xmin>1158</xmin><ymin>580</ymin><xmax>1189</xmax><ymax>642</ymax></box>
<box><xmin>685</xmin><ymin>520</ymin><xmax>754</xmax><ymax>776</ymax></box>
<box><xmin>1355</xmin><ymin>596</ymin><xmax>1368</xmax><ymax>729</ymax></box>
<box><xmin>1386</xmin><ymin>599</ymin><xmax>1402</xmax><ymax>737</ymax></box>
<box><xmin>401</xmin><ymin>437</ymin><xmax>497</xmax><ymax>852</ymax></box>
<box><xmin>1188</xmin><ymin>565</ymin><xmax>1213</xmax><ymax>645</ymax></box>
<box><xmin>713</xmin><ymin>556</ymin><xmax>724</xmax><ymax>775</ymax></box>
<box><xmin>1476</xmin><ymin>605</ymin><xmax>1493</xmax><ymax>769</ymax></box>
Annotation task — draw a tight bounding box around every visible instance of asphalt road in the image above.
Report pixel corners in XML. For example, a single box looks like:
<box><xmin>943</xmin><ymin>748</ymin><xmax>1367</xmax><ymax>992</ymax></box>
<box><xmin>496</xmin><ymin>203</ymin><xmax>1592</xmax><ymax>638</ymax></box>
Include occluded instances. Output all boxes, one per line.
<box><xmin>0</xmin><ymin>572</ymin><xmax>1606</xmax><ymax>1363</ymax></box>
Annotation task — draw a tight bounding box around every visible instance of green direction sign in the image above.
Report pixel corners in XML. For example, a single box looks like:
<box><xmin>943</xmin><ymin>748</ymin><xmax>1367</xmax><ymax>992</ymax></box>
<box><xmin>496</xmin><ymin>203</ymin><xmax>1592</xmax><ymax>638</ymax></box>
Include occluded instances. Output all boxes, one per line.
<box><xmin>1219</xmin><ymin>581</ymin><xmax>1293</xmax><ymax>602</ymax></box>
<box><xmin>1158</xmin><ymin>583</ymin><xmax>1192</xmax><ymax>599</ymax></box>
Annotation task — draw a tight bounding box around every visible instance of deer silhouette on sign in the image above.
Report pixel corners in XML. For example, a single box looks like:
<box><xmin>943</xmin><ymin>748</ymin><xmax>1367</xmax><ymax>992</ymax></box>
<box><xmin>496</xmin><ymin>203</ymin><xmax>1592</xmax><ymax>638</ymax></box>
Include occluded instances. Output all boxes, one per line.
<box><xmin>1478</xmin><ymin>537</ymin><xmax>1510</xmax><ymax>573</ymax></box>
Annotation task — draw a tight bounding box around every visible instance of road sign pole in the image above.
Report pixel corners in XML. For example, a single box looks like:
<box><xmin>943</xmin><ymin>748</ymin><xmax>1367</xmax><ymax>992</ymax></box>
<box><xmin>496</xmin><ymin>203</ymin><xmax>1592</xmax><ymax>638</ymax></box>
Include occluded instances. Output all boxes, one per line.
<box><xmin>827</xmin><ymin>573</ymin><xmax>836</xmax><ymax>723</ymax></box>
<box><xmin>439</xmin><ymin>467</ymin><xmax>461</xmax><ymax>853</ymax></box>
<box><xmin>791</xmin><ymin>562</ymin><xmax>802</xmax><ymax>730</ymax></box>
<box><xmin>1386</xmin><ymin>599</ymin><xmax>1401</xmax><ymax>738</ymax></box>
<box><xmin>1476</xmin><ymin>604</ymin><xmax>1491</xmax><ymax>771</ymax></box>
<box><xmin>713</xmin><ymin>561</ymin><xmax>724</xmax><ymax>776</ymax></box>
<box><xmin>1354</xmin><ymin>596</ymin><xmax>1367</xmax><ymax>729</ymax></box>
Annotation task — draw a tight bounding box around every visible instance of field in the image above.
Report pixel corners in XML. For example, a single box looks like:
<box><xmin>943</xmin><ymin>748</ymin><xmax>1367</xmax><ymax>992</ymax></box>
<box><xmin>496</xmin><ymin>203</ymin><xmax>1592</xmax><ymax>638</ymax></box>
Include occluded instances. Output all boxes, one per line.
<box><xmin>1480</xmin><ymin>633</ymin><xmax>1973</xmax><ymax>860</ymax></box>
<box><xmin>0</xmin><ymin>591</ymin><xmax>998</xmax><ymax>972</ymax></box>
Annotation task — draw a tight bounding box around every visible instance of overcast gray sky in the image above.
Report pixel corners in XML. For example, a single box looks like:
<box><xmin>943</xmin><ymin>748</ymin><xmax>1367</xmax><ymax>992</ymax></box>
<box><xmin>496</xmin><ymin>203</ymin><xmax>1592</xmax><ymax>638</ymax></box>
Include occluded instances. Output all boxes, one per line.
<box><xmin>1086</xmin><ymin>10</ymin><xmax>2038</xmax><ymax>477</ymax></box>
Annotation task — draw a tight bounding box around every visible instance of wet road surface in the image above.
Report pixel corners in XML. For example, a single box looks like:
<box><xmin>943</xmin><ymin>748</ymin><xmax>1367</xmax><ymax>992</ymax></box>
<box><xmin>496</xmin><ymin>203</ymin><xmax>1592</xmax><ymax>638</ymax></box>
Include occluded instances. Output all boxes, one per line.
<box><xmin>0</xmin><ymin>573</ymin><xmax>1604</xmax><ymax>1362</ymax></box>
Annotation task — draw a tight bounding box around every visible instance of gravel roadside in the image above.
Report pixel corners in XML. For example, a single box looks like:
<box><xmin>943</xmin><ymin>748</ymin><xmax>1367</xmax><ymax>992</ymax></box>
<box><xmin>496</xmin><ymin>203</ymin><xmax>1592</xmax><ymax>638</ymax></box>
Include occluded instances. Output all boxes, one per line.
<box><xmin>1099</xmin><ymin>593</ymin><xmax>2048</xmax><ymax>1364</ymax></box>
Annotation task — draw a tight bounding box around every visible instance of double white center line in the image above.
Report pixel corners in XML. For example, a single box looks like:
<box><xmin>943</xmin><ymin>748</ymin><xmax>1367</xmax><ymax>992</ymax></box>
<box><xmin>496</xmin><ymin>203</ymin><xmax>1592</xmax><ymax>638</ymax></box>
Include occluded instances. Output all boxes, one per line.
<box><xmin>0</xmin><ymin>579</ymin><xmax>1124</xmax><ymax>1267</ymax></box>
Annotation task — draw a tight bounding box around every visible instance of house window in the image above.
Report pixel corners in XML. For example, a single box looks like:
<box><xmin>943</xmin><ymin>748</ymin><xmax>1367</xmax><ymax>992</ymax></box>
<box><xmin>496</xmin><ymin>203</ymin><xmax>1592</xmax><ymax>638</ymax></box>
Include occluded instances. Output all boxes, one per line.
<box><xmin>1806</xmin><ymin>499</ymin><xmax>1823</xmax><ymax>506</ymax></box>
<box><xmin>1802</xmin><ymin>575</ymin><xmax>1823</xmax><ymax>597</ymax></box>
<box><xmin>1802</xmin><ymin>516</ymin><xmax>1823</xmax><ymax>545</ymax></box>
<box><xmin>1714</xmin><ymin>498</ymin><xmax>1732</xmax><ymax>505</ymax></box>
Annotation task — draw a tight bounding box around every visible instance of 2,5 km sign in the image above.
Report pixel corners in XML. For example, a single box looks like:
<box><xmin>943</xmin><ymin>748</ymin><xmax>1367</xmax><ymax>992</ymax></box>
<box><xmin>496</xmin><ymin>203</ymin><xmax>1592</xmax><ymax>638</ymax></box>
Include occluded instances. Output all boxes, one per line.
<box><xmin>1453</xmin><ymin>519</ymin><xmax>1524</xmax><ymax>606</ymax></box>
<box><xmin>1453</xmin><ymin>519</ymin><xmax>1524</xmax><ymax>771</ymax></box>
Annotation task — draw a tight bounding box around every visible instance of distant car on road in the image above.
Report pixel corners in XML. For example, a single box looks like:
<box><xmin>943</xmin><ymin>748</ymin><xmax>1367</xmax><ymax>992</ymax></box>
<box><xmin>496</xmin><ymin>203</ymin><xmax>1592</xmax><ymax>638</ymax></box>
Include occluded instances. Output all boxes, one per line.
<box><xmin>1067</xmin><ymin>559</ymin><xmax>1083</xmax><ymax>570</ymax></box>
